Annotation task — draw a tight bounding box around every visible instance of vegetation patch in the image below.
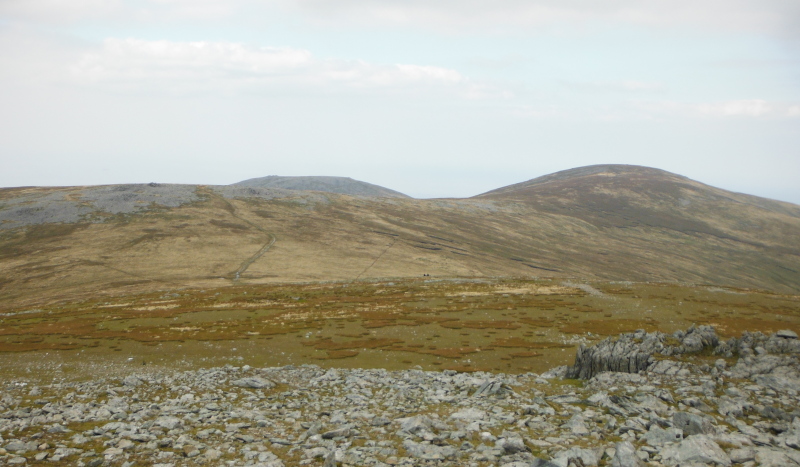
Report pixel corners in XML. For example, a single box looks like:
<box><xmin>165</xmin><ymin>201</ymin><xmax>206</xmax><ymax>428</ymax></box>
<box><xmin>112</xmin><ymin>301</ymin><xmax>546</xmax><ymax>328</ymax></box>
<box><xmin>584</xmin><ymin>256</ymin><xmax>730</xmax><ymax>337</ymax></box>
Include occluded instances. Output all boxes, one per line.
<box><xmin>560</xmin><ymin>318</ymin><xmax>659</xmax><ymax>335</ymax></box>
<box><xmin>439</xmin><ymin>320</ymin><xmax>522</xmax><ymax>330</ymax></box>
<box><xmin>302</xmin><ymin>337</ymin><xmax>403</xmax><ymax>351</ymax></box>
<box><xmin>490</xmin><ymin>337</ymin><xmax>572</xmax><ymax>349</ymax></box>
<box><xmin>697</xmin><ymin>317</ymin><xmax>800</xmax><ymax>338</ymax></box>
<box><xmin>0</xmin><ymin>278</ymin><xmax>798</xmax><ymax>375</ymax></box>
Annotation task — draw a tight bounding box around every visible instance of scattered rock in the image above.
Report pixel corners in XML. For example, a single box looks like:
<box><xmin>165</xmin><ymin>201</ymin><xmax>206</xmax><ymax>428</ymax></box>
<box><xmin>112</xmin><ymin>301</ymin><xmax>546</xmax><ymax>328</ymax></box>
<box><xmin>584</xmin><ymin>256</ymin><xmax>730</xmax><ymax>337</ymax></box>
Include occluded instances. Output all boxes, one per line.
<box><xmin>0</xmin><ymin>327</ymin><xmax>796</xmax><ymax>466</ymax></box>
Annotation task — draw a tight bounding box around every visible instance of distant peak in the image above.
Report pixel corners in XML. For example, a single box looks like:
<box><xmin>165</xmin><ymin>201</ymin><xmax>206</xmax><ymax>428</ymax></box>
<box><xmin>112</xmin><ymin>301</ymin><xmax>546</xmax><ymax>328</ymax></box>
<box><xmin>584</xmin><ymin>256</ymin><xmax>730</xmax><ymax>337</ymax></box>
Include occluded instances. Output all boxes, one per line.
<box><xmin>231</xmin><ymin>175</ymin><xmax>410</xmax><ymax>198</ymax></box>
<box><xmin>474</xmin><ymin>164</ymin><xmax>691</xmax><ymax>199</ymax></box>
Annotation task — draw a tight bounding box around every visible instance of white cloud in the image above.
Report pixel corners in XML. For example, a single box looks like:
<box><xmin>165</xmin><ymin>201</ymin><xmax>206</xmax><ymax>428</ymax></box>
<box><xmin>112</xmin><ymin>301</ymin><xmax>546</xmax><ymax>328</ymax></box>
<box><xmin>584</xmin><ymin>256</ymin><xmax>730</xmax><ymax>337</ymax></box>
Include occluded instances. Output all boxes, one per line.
<box><xmin>3</xmin><ymin>0</ymin><xmax>798</xmax><ymax>38</ymax></box>
<box><xmin>695</xmin><ymin>99</ymin><xmax>772</xmax><ymax>117</ymax></box>
<box><xmin>68</xmin><ymin>38</ymin><xmax>503</xmax><ymax>98</ymax></box>
<box><xmin>639</xmin><ymin>99</ymin><xmax>800</xmax><ymax>118</ymax></box>
<box><xmin>0</xmin><ymin>0</ymin><xmax>123</xmax><ymax>22</ymax></box>
<box><xmin>0</xmin><ymin>0</ymin><xmax>240</xmax><ymax>23</ymax></box>
<box><xmin>561</xmin><ymin>80</ymin><xmax>665</xmax><ymax>93</ymax></box>
<box><xmin>142</xmin><ymin>0</ymin><xmax>238</xmax><ymax>18</ymax></box>
<box><xmin>289</xmin><ymin>0</ymin><xmax>800</xmax><ymax>37</ymax></box>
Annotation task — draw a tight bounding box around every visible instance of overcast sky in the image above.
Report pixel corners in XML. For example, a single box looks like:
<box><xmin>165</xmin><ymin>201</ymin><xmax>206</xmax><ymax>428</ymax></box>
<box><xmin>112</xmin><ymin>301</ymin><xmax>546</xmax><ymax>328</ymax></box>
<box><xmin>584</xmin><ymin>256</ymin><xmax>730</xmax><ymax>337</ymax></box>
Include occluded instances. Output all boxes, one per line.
<box><xmin>1</xmin><ymin>1</ymin><xmax>799</xmax><ymax>202</ymax></box>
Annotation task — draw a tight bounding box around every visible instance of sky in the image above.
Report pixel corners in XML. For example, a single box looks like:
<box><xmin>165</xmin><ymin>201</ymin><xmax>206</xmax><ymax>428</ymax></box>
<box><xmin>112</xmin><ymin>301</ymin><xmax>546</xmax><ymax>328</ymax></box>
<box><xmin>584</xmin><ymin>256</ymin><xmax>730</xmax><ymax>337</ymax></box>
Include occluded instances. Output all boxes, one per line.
<box><xmin>1</xmin><ymin>1</ymin><xmax>799</xmax><ymax>202</ymax></box>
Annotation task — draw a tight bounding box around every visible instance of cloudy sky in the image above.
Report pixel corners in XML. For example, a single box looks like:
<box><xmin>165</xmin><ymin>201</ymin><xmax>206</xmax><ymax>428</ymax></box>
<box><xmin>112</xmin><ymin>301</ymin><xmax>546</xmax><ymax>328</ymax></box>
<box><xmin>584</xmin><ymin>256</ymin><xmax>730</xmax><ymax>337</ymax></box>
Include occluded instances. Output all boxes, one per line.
<box><xmin>1</xmin><ymin>1</ymin><xmax>799</xmax><ymax>202</ymax></box>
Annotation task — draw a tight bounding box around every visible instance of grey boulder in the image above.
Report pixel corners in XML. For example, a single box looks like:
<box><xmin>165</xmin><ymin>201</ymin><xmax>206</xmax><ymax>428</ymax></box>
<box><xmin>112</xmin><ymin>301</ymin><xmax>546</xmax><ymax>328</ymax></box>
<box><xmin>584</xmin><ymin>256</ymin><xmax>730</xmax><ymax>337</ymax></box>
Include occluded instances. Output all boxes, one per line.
<box><xmin>231</xmin><ymin>376</ymin><xmax>275</xmax><ymax>389</ymax></box>
<box><xmin>660</xmin><ymin>434</ymin><xmax>731</xmax><ymax>466</ymax></box>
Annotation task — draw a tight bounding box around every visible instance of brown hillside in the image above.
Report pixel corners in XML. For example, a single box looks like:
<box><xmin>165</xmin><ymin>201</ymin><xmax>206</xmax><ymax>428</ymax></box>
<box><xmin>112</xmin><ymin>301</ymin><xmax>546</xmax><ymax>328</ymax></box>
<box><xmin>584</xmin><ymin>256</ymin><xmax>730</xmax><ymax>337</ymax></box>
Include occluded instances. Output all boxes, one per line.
<box><xmin>1</xmin><ymin>165</ymin><xmax>799</xmax><ymax>309</ymax></box>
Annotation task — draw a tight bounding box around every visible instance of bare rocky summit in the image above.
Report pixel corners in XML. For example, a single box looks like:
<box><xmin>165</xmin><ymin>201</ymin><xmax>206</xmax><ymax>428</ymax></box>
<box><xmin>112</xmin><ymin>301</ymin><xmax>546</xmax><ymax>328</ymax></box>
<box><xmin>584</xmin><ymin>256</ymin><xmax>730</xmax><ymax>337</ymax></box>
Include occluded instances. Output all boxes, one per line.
<box><xmin>2</xmin><ymin>327</ymin><xmax>800</xmax><ymax>466</ymax></box>
<box><xmin>231</xmin><ymin>176</ymin><xmax>410</xmax><ymax>198</ymax></box>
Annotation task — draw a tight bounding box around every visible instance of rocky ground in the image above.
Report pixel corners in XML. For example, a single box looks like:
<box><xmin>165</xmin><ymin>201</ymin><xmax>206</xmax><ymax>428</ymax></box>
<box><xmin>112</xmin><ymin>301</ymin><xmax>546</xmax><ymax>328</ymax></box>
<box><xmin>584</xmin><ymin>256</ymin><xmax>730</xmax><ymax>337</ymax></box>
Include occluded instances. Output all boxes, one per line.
<box><xmin>2</xmin><ymin>326</ymin><xmax>800</xmax><ymax>466</ymax></box>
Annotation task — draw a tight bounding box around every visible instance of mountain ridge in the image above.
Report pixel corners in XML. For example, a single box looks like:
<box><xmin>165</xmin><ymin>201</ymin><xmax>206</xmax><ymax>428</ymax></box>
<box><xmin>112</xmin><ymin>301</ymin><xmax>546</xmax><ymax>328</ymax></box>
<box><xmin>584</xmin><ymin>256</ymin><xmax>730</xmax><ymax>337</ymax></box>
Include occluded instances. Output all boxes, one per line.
<box><xmin>1</xmin><ymin>164</ymin><xmax>799</xmax><ymax>309</ymax></box>
<box><xmin>231</xmin><ymin>175</ymin><xmax>410</xmax><ymax>198</ymax></box>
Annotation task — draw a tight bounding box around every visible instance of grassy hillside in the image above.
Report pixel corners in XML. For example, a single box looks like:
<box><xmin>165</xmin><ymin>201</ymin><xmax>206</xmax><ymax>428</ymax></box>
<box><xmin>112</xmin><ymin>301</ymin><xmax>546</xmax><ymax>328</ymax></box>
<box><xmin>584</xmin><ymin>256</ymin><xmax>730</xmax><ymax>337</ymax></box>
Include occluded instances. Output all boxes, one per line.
<box><xmin>1</xmin><ymin>165</ymin><xmax>799</xmax><ymax>311</ymax></box>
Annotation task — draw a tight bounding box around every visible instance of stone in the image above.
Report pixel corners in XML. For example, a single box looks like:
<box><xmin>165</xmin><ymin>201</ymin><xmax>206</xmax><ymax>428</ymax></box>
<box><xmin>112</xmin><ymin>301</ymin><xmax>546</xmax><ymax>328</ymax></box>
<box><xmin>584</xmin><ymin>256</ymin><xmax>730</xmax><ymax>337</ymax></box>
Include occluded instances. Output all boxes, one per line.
<box><xmin>204</xmin><ymin>449</ymin><xmax>222</xmax><ymax>460</ymax></box>
<box><xmin>567</xmin><ymin>326</ymin><xmax>719</xmax><ymax>379</ymax></box>
<box><xmin>450</xmin><ymin>408</ymin><xmax>486</xmax><ymax>421</ymax></box>
<box><xmin>717</xmin><ymin>397</ymin><xmax>746</xmax><ymax>417</ymax></box>
<box><xmin>321</xmin><ymin>426</ymin><xmax>351</xmax><ymax>439</ymax></box>
<box><xmin>526</xmin><ymin>460</ymin><xmax>561</xmax><ymax>467</ymax></box>
<box><xmin>0</xmin><ymin>326</ymin><xmax>797</xmax><ymax>467</ymax></box>
<box><xmin>660</xmin><ymin>435</ymin><xmax>731</xmax><ymax>467</ymax></box>
<box><xmin>755</xmin><ymin>447</ymin><xmax>800</xmax><ymax>467</ymax></box>
<box><xmin>5</xmin><ymin>441</ymin><xmax>33</xmax><ymax>453</ymax></box>
<box><xmin>182</xmin><ymin>444</ymin><xmax>200</xmax><ymax>458</ymax></box>
<box><xmin>122</xmin><ymin>376</ymin><xmax>141</xmax><ymax>387</ymax></box>
<box><xmin>117</xmin><ymin>439</ymin><xmax>134</xmax><ymax>450</ymax></box>
<box><xmin>497</xmin><ymin>436</ymin><xmax>528</xmax><ymax>454</ymax></box>
<box><xmin>231</xmin><ymin>377</ymin><xmax>274</xmax><ymax>389</ymax></box>
<box><xmin>103</xmin><ymin>447</ymin><xmax>123</xmax><ymax>457</ymax></box>
<box><xmin>728</xmin><ymin>447</ymin><xmax>756</xmax><ymax>464</ymax></box>
<box><xmin>777</xmin><ymin>330</ymin><xmax>798</xmax><ymax>339</ymax></box>
<box><xmin>370</xmin><ymin>416</ymin><xmax>391</xmax><ymax>426</ymax></box>
<box><xmin>154</xmin><ymin>416</ymin><xmax>183</xmax><ymax>430</ymax></box>
<box><xmin>473</xmin><ymin>380</ymin><xmax>511</xmax><ymax>397</ymax></box>
<box><xmin>322</xmin><ymin>450</ymin><xmax>336</xmax><ymax>467</ymax></box>
<box><xmin>755</xmin><ymin>374</ymin><xmax>800</xmax><ymax>393</ymax></box>
<box><xmin>643</xmin><ymin>425</ymin><xmax>683</xmax><ymax>446</ymax></box>
<box><xmin>562</xmin><ymin>414</ymin><xmax>589</xmax><ymax>435</ymax></box>
<box><xmin>397</xmin><ymin>415</ymin><xmax>433</xmax><ymax>435</ymax></box>
<box><xmin>673</xmin><ymin>412</ymin><xmax>716</xmax><ymax>436</ymax></box>
<box><xmin>402</xmin><ymin>440</ymin><xmax>456</xmax><ymax>460</ymax></box>
<box><xmin>785</xmin><ymin>435</ymin><xmax>800</xmax><ymax>449</ymax></box>
<box><xmin>551</xmin><ymin>447</ymin><xmax>600</xmax><ymax>467</ymax></box>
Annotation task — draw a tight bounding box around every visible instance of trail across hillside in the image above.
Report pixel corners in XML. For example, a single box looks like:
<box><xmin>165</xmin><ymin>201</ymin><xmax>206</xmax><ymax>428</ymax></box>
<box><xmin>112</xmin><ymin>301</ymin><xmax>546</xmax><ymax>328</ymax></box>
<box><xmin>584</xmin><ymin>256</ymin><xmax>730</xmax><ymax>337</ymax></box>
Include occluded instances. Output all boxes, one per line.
<box><xmin>234</xmin><ymin>234</ymin><xmax>276</xmax><ymax>281</ymax></box>
<box><xmin>208</xmin><ymin>192</ymin><xmax>278</xmax><ymax>283</ymax></box>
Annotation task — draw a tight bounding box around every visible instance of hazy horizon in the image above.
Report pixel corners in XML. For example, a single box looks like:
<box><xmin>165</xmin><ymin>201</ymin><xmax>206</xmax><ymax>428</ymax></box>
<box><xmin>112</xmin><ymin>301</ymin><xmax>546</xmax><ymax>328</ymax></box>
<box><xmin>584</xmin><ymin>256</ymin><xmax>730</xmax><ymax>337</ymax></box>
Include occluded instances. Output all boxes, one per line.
<box><xmin>2</xmin><ymin>1</ymin><xmax>799</xmax><ymax>203</ymax></box>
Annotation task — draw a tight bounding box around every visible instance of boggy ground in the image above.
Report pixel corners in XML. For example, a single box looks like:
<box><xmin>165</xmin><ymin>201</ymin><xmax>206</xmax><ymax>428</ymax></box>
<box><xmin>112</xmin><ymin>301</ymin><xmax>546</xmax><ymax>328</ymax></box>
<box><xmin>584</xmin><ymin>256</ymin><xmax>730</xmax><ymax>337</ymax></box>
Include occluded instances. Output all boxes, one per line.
<box><xmin>0</xmin><ymin>278</ymin><xmax>799</xmax><ymax>379</ymax></box>
<box><xmin>0</xmin><ymin>279</ymin><xmax>800</xmax><ymax>379</ymax></box>
<box><xmin>0</xmin><ymin>279</ymin><xmax>800</xmax><ymax>383</ymax></box>
<box><xmin>1</xmin><ymin>327</ymin><xmax>800</xmax><ymax>466</ymax></box>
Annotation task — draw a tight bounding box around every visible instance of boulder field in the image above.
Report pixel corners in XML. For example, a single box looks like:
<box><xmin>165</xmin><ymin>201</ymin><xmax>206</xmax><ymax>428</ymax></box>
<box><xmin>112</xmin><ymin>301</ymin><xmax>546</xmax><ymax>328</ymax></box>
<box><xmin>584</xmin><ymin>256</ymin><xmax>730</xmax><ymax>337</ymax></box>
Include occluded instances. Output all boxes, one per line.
<box><xmin>2</xmin><ymin>326</ymin><xmax>800</xmax><ymax>466</ymax></box>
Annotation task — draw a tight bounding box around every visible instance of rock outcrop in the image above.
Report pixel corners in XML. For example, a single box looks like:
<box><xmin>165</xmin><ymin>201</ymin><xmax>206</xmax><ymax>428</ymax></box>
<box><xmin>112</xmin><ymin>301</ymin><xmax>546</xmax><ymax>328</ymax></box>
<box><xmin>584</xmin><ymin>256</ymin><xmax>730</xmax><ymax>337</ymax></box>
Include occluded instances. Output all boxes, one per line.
<box><xmin>567</xmin><ymin>325</ymin><xmax>800</xmax><ymax>379</ymax></box>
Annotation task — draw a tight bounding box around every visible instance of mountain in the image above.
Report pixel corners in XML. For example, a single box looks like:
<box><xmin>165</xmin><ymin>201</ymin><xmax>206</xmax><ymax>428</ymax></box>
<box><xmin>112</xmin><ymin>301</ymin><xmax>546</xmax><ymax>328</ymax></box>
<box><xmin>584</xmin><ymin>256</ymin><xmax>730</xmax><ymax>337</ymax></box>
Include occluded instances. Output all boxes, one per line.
<box><xmin>1</xmin><ymin>166</ymin><xmax>799</xmax><ymax>309</ymax></box>
<box><xmin>231</xmin><ymin>175</ymin><xmax>410</xmax><ymax>198</ymax></box>
<box><xmin>478</xmin><ymin>164</ymin><xmax>800</xmax><ymax>229</ymax></box>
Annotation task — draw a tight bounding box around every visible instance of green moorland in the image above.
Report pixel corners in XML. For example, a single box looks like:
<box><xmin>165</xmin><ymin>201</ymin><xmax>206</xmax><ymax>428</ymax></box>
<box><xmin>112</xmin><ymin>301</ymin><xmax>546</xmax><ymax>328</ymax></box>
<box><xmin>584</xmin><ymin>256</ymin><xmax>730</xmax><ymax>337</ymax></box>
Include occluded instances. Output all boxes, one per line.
<box><xmin>1</xmin><ymin>278</ymin><xmax>798</xmax><ymax>383</ymax></box>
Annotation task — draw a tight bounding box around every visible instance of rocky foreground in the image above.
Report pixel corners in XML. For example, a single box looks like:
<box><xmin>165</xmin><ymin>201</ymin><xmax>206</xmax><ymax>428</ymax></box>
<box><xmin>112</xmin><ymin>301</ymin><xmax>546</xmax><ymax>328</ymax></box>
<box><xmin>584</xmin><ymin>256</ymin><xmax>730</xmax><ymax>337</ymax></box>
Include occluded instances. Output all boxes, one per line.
<box><xmin>2</xmin><ymin>326</ymin><xmax>800</xmax><ymax>466</ymax></box>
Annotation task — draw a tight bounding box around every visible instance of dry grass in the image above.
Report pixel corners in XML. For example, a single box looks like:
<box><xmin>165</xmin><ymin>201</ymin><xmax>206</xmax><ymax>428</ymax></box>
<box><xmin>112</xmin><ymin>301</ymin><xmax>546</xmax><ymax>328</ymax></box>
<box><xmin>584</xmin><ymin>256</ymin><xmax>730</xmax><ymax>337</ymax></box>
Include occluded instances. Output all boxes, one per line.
<box><xmin>2</xmin><ymin>171</ymin><xmax>800</xmax><ymax>316</ymax></box>
<box><xmin>489</xmin><ymin>337</ymin><xmax>571</xmax><ymax>349</ymax></box>
<box><xmin>560</xmin><ymin>318</ymin><xmax>659</xmax><ymax>335</ymax></box>
<box><xmin>0</xmin><ymin>277</ymin><xmax>799</xmax><ymax>377</ymax></box>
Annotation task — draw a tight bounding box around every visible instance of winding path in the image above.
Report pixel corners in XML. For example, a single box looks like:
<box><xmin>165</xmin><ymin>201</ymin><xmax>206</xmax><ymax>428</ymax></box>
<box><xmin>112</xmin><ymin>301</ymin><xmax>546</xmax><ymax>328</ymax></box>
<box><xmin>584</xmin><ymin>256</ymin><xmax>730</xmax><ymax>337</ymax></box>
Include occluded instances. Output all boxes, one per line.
<box><xmin>233</xmin><ymin>234</ymin><xmax>276</xmax><ymax>281</ymax></box>
<box><xmin>208</xmin><ymin>192</ymin><xmax>277</xmax><ymax>283</ymax></box>
<box><xmin>355</xmin><ymin>238</ymin><xmax>396</xmax><ymax>280</ymax></box>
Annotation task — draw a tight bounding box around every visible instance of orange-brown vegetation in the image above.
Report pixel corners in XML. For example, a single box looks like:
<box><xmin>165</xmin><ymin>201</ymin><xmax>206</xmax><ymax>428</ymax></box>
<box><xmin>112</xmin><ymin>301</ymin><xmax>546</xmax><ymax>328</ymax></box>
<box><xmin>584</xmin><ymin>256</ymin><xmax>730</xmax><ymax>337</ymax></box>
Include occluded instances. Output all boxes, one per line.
<box><xmin>0</xmin><ymin>278</ymin><xmax>798</xmax><ymax>376</ymax></box>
